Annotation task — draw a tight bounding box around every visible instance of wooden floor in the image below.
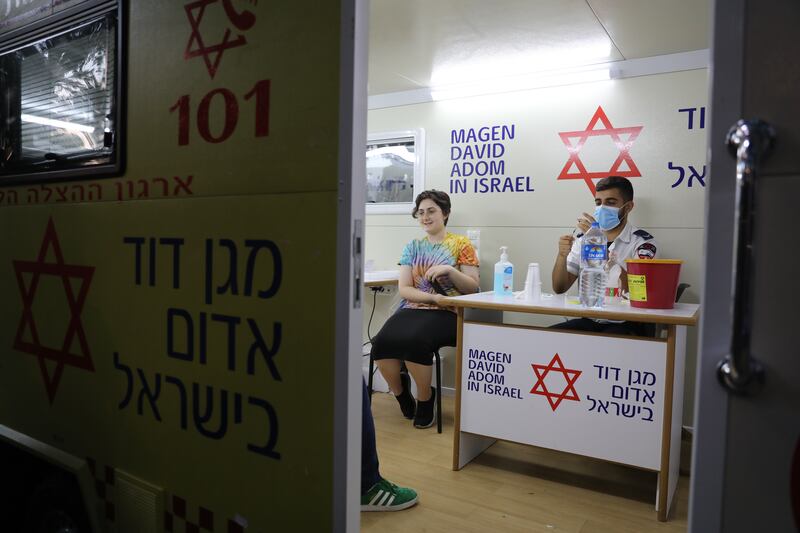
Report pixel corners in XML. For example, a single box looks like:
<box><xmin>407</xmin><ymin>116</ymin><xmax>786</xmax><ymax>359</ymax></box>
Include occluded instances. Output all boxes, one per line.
<box><xmin>362</xmin><ymin>392</ymin><xmax>689</xmax><ymax>533</ymax></box>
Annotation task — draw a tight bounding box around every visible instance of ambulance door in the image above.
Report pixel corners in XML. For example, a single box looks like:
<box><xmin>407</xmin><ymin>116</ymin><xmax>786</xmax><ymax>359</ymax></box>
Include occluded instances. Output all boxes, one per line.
<box><xmin>690</xmin><ymin>0</ymin><xmax>800</xmax><ymax>530</ymax></box>
<box><xmin>0</xmin><ymin>0</ymin><xmax>367</xmax><ymax>531</ymax></box>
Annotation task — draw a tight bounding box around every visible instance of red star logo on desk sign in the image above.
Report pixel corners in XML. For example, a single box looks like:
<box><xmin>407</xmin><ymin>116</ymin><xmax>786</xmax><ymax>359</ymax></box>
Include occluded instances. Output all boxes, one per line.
<box><xmin>12</xmin><ymin>218</ymin><xmax>96</xmax><ymax>404</ymax></box>
<box><xmin>184</xmin><ymin>0</ymin><xmax>257</xmax><ymax>79</ymax></box>
<box><xmin>557</xmin><ymin>106</ymin><xmax>643</xmax><ymax>196</ymax></box>
<box><xmin>530</xmin><ymin>353</ymin><xmax>582</xmax><ymax>411</ymax></box>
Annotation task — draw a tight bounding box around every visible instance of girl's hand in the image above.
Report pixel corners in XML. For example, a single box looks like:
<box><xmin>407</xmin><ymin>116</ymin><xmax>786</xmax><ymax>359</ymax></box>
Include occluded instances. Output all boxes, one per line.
<box><xmin>424</xmin><ymin>264</ymin><xmax>454</xmax><ymax>281</ymax></box>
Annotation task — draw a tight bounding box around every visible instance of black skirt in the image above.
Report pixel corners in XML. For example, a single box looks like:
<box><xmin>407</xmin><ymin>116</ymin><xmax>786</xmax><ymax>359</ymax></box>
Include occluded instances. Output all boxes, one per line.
<box><xmin>370</xmin><ymin>308</ymin><xmax>457</xmax><ymax>366</ymax></box>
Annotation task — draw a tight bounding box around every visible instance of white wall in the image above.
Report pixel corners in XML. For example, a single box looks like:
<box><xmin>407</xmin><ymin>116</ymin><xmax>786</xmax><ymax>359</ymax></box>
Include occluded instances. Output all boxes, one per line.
<box><xmin>364</xmin><ymin>69</ymin><xmax>708</xmax><ymax>426</ymax></box>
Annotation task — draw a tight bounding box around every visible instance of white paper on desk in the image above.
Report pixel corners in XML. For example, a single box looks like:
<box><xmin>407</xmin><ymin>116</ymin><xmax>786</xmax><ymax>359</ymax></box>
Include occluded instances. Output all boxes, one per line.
<box><xmin>460</xmin><ymin>323</ymin><xmax>666</xmax><ymax>470</ymax></box>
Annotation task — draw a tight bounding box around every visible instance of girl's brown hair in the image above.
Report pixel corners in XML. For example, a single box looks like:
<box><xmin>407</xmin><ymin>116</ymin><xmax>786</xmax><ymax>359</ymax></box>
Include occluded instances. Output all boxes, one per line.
<box><xmin>412</xmin><ymin>190</ymin><xmax>451</xmax><ymax>225</ymax></box>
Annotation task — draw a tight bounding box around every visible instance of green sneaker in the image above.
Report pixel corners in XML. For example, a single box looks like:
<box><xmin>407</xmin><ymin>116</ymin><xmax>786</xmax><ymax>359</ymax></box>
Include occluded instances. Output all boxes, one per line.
<box><xmin>360</xmin><ymin>478</ymin><xmax>418</xmax><ymax>512</ymax></box>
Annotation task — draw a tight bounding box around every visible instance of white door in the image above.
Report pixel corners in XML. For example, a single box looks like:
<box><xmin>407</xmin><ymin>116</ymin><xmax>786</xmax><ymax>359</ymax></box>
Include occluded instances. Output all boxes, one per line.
<box><xmin>689</xmin><ymin>0</ymin><xmax>800</xmax><ymax>531</ymax></box>
<box><xmin>337</xmin><ymin>1</ymin><xmax>368</xmax><ymax>531</ymax></box>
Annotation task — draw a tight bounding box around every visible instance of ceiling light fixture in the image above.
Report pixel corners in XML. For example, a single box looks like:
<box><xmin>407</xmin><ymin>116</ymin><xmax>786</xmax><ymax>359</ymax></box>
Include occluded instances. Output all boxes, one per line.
<box><xmin>430</xmin><ymin>65</ymin><xmax>613</xmax><ymax>102</ymax></box>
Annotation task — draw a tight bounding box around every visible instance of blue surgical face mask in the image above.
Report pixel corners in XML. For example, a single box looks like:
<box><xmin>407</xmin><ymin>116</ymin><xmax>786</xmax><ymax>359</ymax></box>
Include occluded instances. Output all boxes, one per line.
<box><xmin>594</xmin><ymin>204</ymin><xmax>626</xmax><ymax>230</ymax></box>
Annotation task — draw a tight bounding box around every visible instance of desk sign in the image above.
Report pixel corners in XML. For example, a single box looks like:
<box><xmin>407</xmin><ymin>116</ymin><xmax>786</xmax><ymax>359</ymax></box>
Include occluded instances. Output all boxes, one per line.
<box><xmin>461</xmin><ymin>323</ymin><xmax>666</xmax><ymax>470</ymax></box>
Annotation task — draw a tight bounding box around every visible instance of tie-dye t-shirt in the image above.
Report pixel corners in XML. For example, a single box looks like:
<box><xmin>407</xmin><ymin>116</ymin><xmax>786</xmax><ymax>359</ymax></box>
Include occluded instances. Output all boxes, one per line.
<box><xmin>398</xmin><ymin>232</ymin><xmax>479</xmax><ymax>311</ymax></box>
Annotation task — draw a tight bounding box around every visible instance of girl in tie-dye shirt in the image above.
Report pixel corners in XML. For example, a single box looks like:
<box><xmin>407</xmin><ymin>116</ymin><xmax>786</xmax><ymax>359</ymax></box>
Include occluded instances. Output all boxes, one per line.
<box><xmin>371</xmin><ymin>190</ymin><xmax>479</xmax><ymax>429</ymax></box>
<box><xmin>398</xmin><ymin>232</ymin><xmax>479</xmax><ymax>311</ymax></box>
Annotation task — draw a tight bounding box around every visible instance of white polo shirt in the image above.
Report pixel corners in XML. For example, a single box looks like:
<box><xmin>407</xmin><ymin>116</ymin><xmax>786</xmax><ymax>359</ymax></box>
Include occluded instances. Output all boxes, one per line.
<box><xmin>566</xmin><ymin>222</ymin><xmax>658</xmax><ymax>285</ymax></box>
<box><xmin>565</xmin><ymin>223</ymin><xmax>657</xmax><ymax>323</ymax></box>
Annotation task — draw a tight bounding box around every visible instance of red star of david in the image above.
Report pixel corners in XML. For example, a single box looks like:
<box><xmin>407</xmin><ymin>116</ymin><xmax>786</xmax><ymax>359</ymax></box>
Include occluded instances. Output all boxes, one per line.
<box><xmin>184</xmin><ymin>0</ymin><xmax>257</xmax><ymax>79</ymax></box>
<box><xmin>557</xmin><ymin>106</ymin><xmax>643</xmax><ymax>196</ymax></box>
<box><xmin>12</xmin><ymin>218</ymin><xmax>95</xmax><ymax>404</ymax></box>
<box><xmin>530</xmin><ymin>353</ymin><xmax>582</xmax><ymax>411</ymax></box>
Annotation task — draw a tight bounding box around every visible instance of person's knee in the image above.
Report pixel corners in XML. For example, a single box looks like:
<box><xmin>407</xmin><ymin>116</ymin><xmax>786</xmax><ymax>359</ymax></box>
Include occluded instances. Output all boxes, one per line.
<box><xmin>554</xmin><ymin>318</ymin><xmax>607</xmax><ymax>333</ymax></box>
<box><xmin>375</xmin><ymin>357</ymin><xmax>400</xmax><ymax>368</ymax></box>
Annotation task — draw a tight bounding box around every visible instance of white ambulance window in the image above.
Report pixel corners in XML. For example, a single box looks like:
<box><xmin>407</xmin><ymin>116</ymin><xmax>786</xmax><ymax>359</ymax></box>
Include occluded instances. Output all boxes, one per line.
<box><xmin>0</xmin><ymin>12</ymin><xmax>122</xmax><ymax>182</ymax></box>
<box><xmin>366</xmin><ymin>129</ymin><xmax>425</xmax><ymax>214</ymax></box>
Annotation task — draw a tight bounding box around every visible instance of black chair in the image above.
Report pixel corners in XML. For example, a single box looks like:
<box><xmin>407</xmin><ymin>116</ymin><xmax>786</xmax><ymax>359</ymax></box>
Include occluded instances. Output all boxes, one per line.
<box><xmin>676</xmin><ymin>282</ymin><xmax>690</xmax><ymax>302</ymax></box>
<box><xmin>367</xmin><ymin>349</ymin><xmax>444</xmax><ymax>434</ymax></box>
<box><xmin>433</xmin><ymin>350</ymin><xmax>442</xmax><ymax>434</ymax></box>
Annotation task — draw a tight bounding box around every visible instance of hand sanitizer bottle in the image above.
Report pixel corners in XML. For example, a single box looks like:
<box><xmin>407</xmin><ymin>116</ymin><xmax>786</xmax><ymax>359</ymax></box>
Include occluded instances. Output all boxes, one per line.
<box><xmin>493</xmin><ymin>246</ymin><xmax>513</xmax><ymax>296</ymax></box>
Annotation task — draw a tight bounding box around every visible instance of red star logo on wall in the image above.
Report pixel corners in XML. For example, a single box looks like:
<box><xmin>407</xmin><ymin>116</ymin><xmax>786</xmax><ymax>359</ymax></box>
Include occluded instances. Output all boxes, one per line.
<box><xmin>184</xmin><ymin>0</ymin><xmax>257</xmax><ymax>79</ymax></box>
<box><xmin>530</xmin><ymin>353</ymin><xmax>582</xmax><ymax>411</ymax></box>
<box><xmin>557</xmin><ymin>106</ymin><xmax>643</xmax><ymax>196</ymax></box>
<box><xmin>12</xmin><ymin>218</ymin><xmax>95</xmax><ymax>404</ymax></box>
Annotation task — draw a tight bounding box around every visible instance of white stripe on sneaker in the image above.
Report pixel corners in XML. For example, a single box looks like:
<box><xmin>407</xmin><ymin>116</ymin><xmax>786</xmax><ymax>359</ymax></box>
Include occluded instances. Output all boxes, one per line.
<box><xmin>378</xmin><ymin>492</ymin><xmax>392</xmax><ymax>506</ymax></box>
<box><xmin>369</xmin><ymin>490</ymin><xmax>384</xmax><ymax>505</ymax></box>
<box><xmin>386</xmin><ymin>495</ymin><xmax>396</xmax><ymax>506</ymax></box>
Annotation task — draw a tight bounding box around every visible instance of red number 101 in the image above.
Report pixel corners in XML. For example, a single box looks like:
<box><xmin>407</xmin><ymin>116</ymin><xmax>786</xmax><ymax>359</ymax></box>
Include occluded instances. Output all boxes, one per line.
<box><xmin>170</xmin><ymin>79</ymin><xmax>270</xmax><ymax>145</ymax></box>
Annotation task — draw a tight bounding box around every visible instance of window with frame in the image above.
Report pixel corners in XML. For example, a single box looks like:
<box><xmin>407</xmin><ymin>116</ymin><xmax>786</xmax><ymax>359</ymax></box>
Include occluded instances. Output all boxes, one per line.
<box><xmin>366</xmin><ymin>129</ymin><xmax>425</xmax><ymax>214</ymax></box>
<box><xmin>0</xmin><ymin>10</ymin><xmax>122</xmax><ymax>183</ymax></box>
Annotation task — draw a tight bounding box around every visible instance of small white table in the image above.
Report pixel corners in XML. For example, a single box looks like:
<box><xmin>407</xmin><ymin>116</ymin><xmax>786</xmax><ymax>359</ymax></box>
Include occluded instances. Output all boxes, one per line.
<box><xmin>441</xmin><ymin>292</ymin><xmax>700</xmax><ymax>522</ymax></box>
<box><xmin>364</xmin><ymin>270</ymin><xmax>399</xmax><ymax>288</ymax></box>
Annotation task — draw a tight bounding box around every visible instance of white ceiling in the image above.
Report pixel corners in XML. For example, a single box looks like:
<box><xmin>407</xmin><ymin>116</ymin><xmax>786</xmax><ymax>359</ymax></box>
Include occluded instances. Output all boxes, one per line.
<box><xmin>368</xmin><ymin>0</ymin><xmax>711</xmax><ymax>95</ymax></box>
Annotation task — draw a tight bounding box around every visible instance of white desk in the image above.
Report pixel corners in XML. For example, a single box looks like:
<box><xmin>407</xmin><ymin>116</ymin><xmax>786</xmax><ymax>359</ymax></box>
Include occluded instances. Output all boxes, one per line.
<box><xmin>441</xmin><ymin>292</ymin><xmax>699</xmax><ymax>522</ymax></box>
<box><xmin>364</xmin><ymin>270</ymin><xmax>399</xmax><ymax>288</ymax></box>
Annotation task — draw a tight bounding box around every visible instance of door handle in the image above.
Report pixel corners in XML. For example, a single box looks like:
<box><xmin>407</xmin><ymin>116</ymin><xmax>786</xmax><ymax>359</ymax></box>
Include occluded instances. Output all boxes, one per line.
<box><xmin>717</xmin><ymin>120</ymin><xmax>774</xmax><ymax>395</ymax></box>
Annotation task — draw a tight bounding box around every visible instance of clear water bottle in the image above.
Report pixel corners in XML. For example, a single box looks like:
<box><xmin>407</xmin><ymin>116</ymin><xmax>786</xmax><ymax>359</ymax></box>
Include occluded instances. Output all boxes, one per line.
<box><xmin>579</xmin><ymin>222</ymin><xmax>608</xmax><ymax>307</ymax></box>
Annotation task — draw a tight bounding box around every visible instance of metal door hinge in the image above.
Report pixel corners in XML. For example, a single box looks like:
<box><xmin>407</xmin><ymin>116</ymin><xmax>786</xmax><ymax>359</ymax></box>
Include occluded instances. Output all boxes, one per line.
<box><xmin>352</xmin><ymin>219</ymin><xmax>363</xmax><ymax>309</ymax></box>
